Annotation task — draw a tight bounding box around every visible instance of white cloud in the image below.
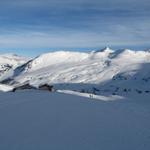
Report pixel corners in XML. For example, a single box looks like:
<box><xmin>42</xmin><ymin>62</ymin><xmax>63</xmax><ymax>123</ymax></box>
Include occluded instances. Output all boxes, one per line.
<box><xmin>0</xmin><ymin>23</ymin><xmax>150</xmax><ymax>49</ymax></box>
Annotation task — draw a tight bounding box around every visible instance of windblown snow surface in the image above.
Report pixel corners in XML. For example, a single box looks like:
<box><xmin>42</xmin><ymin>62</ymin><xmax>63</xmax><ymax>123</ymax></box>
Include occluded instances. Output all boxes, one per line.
<box><xmin>0</xmin><ymin>90</ymin><xmax>150</xmax><ymax>150</ymax></box>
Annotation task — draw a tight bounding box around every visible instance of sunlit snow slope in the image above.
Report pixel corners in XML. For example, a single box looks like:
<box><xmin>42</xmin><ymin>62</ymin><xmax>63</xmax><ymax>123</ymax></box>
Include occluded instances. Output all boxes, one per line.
<box><xmin>1</xmin><ymin>48</ymin><xmax>150</xmax><ymax>95</ymax></box>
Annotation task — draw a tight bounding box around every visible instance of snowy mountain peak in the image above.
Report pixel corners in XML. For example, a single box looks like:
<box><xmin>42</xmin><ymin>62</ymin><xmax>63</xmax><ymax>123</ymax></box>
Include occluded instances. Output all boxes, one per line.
<box><xmin>100</xmin><ymin>46</ymin><xmax>113</xmax><ymax>52</ymax></box>
<box><xmin>0</xmin><ymin>53</ymin><xmax>28</xmax><ymax>64</ymax></box>
<box><xmin>120</xmin><ymin>49</ymin><xmax>135</xmax><ymax>54</ymax></box>
<box><xmin>93</xmin><ymin>47</ymin><xmax>114</xmax><ymax>53</ymax></box>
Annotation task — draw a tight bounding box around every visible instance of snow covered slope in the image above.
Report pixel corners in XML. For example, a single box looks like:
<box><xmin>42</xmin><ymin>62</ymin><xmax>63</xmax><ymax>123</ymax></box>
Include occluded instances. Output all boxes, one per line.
<box><xmin>11</xmin><ymin>47</ymin><xmax>114</xmax><ymax>85</ymax></box>
<box><xmin>0</xmin><ymin>53</ymin><xmax>28</xmax><ymax>81</ymax></box>
<box><xmin>0</xmin><ymin>84</ymin><xmax>13</xmax><ymax>92</ymax></box>
<box><xmin>1</xmin><ymin>48</ymin><xmax>150</xmax><ymax>96</ymax></box>
<box><xmin>0</xmin><ymin>90</ymin><xmax>150</xmax><ymax>150</ymax></box>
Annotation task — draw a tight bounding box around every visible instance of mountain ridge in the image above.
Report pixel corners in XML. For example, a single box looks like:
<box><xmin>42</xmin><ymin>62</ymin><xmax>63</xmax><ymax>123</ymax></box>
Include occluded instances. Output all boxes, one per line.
<box><xmin>0</xmin><ymin>48</ymin><xmax>150</xmax><ymax>96</ymax></box>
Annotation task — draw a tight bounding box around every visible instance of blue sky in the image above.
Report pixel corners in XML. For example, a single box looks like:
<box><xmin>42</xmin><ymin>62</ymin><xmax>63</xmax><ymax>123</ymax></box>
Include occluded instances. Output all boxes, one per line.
<box><xmin>0</xmin><ymin>0</ymin><xmax>150</xmax><ymax>56</ymax></box>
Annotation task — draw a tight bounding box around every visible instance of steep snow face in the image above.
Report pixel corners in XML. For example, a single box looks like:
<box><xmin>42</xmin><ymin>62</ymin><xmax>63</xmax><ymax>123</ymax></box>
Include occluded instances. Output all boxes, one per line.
<box><xmin>0</xmin><ymin>53</ymin><xmax>28</xmax><ymax>81</ymax></box>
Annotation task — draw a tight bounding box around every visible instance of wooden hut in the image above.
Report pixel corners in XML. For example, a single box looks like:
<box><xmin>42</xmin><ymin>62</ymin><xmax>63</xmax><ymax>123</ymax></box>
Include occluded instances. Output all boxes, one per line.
<box><xmin>13</xmin><ymin>84</ymin><xmax>36</xmax><ymax>92</ymax></box>
<box><xmin>38</xmin><ymin>84</ymin><xmax>54</xmax><ymax>92</ymax></box>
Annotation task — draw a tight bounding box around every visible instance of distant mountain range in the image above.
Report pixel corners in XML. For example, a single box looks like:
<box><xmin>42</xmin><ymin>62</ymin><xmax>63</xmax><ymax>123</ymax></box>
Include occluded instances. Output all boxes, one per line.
<box><xmin>1</xmin><ymin>47</ymin><xmax>150</xmax><ymax>95</ymax></box>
